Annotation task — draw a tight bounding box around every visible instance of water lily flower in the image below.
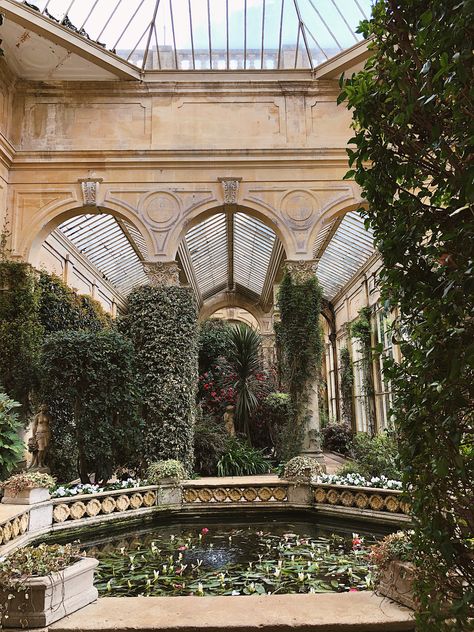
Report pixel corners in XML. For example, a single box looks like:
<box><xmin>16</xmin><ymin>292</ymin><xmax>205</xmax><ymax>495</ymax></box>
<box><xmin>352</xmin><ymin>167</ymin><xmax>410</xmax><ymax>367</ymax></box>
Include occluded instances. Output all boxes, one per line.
<box><xmin>349</xmin><ymin>587</ymin><xmax>359</xmax><ymax>592</ymax></box>
<box><xmin>248</xmin><ymin>582</ymin><xmax>256</xmax><ymax>593</ymax></box>
<box><xmin>298</xmin><ymin>572</ymin><xmax>305</xmax><ymax>582</ymax></box>
<box><xmin>201</xmin><ymin>527</ymin><xmax>209</xmax><ymax>535</ymax></box>
<box><xmin>274</xmin><ymin>568</ymin><xmax>281</xmax><ymax>578</ymax></box>
<box><xmin>197</xmin><ymin>582</ymin><xmax>204</xmax><ymax>595</ymax></box>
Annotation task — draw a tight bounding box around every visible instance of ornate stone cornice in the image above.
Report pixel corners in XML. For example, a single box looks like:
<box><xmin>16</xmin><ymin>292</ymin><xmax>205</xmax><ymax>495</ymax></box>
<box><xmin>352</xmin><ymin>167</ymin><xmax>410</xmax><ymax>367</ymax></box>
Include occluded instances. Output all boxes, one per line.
<box><xmin>143</xmin><ymin>261</ymin><xmax>180</xmax><ymax>287</ymax></box>
<box><xmin>284</xmin><ymin>259</ymin><xmax>317</xmax><ymax>283</ymax></box>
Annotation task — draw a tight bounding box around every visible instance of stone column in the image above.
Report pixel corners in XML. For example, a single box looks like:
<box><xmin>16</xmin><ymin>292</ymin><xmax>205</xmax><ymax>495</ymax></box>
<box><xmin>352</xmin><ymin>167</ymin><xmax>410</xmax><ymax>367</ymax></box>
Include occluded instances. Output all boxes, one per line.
<box><xmin>261</xmin><ymin>312</ymin><xmax>276</xmax><ymax>367</ymax></box>
<box><xmin>284</xmin><ymin>260</ymin><xmax>325</xmax><ymax>468</ymax></box>
<box><xmin>143</xmin><ymin>261</ymin><xmax>180</xmax><ymax>286</ymax></box>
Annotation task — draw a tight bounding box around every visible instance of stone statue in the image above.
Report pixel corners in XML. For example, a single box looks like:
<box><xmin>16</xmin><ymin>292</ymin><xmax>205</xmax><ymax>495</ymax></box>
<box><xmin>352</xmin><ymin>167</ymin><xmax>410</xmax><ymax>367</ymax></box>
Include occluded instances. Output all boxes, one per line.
<box><xmin>223</xmin><ymin>405</ymin><xmax>236</xmax><ymax>437</ymax></box>
<box><xmin>28</xmin><ymin>404</ymin><xmax>51</xmax><ymax>470</ymax></box>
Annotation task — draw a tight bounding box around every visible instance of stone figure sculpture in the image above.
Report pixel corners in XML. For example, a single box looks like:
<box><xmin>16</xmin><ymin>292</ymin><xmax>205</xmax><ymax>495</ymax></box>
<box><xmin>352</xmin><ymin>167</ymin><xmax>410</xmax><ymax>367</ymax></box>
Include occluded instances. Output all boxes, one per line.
<box><xmin>223</xmin><ymin>405</ymin><xmax>236</xmax><ymax>437</ymax></box>
<box><xmin>28</xmin><ymin>404</ymin><xmax>51</xmax><ymax>470</ymax></box>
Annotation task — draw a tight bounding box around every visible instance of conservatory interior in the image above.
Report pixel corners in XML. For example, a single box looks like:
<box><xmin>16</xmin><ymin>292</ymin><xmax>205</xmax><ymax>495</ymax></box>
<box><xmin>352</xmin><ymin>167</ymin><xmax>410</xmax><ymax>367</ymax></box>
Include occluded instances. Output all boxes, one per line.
<box><xmin>0</xmin><ymin>1</ymin><xmax>471</xmax><ymax>631</ymax></box>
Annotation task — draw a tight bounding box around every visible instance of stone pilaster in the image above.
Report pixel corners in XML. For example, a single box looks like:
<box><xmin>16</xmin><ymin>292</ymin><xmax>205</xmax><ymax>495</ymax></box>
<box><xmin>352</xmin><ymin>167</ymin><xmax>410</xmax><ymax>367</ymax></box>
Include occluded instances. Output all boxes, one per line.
<box><xmin>143</xmin><ymin>261</ymin><xmax>180</xmax><ymax>287</ymax></box>
<box><xmin>284</xmin><ymin>259</ymin><xmax>318</xmax><ymax>283</ymax></box>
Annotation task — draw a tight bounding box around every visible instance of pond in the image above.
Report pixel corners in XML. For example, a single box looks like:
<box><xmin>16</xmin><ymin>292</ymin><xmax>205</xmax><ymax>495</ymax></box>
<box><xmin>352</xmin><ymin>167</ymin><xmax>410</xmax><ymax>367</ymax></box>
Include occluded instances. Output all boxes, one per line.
<box><xmin>45</xmin><ymin>512</ymin><xmax>391</xmax><ymax>597</ymax></box>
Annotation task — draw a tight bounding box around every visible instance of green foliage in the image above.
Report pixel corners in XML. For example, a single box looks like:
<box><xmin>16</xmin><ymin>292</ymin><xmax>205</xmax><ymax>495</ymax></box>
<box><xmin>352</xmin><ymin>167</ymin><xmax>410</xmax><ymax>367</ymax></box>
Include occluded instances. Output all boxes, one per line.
<box><xmin>194</xmin><ymin>413</ymin><xmax>229</xmax><ymax>476</ymax></box>
<box><xmin>227</xmin><ymin>324</ymin><xmax>262</xmax><ymax>438</ymax></box>
<box><xmin>120</xmin><ymin>285</ymin><xmax>198</xmax><ymax>471</ymax></box>
<box><xmin>0</xmin><ymin>393</ymin><xmax>24</xmax><ymax>479</ymax></box>
<box><xmin>264</xmin><ymin>392</ymin><xmax>300</xmax><ymax>462</ymax></box>
<box><xmin>198</xmin><ymin>319</ymin><xmax>232</xmax><ymax>373</ymax></box>
<box><xmin>321</xmin><ymin>422</ymin><xmax>353</xmax><ymax>455</ymax></box>
<box><xmin>41</xmin><ymin>329</ymin><xmax>141</xmax><ymax>484</ymax></box>
<box><xmin>1</xmin><ymin>471</ymin><xmax>55</xmax><ymax>495</ymax></box>
<box><xmin>336</xmin><ymin>460</ymin><xmax>367</xmax><ymax>478</ymax></box>
<box><xmin>0</xmin><ymin>262</ymin><xmax>42</xmax><ymax>414</ymax></box>
<box><xmin>38</xmin><ymin>271</ymin><xmax>110</xmax><ymax>335</ymax></box>
<box><xmin>339</xmin><ymin>347</ymin><xmax>354</xmax><ymax>427</ymax></box>
<box><xmin>349</xmin><ymin>432</ymin><xmax>401</xmax><ymax>480</ymax></box>
<box><xmin>217</xmin><ymin>437</ymin><xmax>271</xmax><ymax>477</ymax></box>
<box><xmin>146</xmin><ymin>459</ymin><xmax>186</xmax><ymax>483</ymax></box>
<box><xmin>340</xmin><ymin>1</ymin><xmax>474</xmax><ymax>625</ymax></box>
<box><xmin>0</xmin><ymin>543</ymin><xmax>79</xmax><ymax>587</ymax></box>
<box><xmin>277</xmin><ymin>271</ymin><xmax>323</xmax><ymax>437</ymax></box>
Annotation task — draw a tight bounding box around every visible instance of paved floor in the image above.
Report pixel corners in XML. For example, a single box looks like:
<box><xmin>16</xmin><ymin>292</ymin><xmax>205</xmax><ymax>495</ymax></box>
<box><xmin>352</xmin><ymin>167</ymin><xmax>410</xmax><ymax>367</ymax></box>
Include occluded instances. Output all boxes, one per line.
<box><xmin>323</xmin><ymin>451</ymin><xmax>347</xmax><ymax>474</ymax></box>
<box><xmin>51</xmin><ymin>592</ymin><xmax>414</xmax><ymax>632</ymax></box>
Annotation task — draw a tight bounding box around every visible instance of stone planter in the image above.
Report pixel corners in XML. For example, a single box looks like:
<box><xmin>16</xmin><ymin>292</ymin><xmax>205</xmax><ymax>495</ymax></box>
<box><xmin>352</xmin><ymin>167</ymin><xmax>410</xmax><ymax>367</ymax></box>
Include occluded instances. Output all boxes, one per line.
<box><xmin>377</xmin><ymin>559</ymin><xmax>417</xmax><ymax>610</ymax></box>
<box><xmin>0</xmin><ymin>557</ymin><xmax>99</xmax><ymax>628</ymax></box>
<box><xmin>1</xmin><ymin>487</ymin><xmax>50</xmax><ymax>505</ymax></box>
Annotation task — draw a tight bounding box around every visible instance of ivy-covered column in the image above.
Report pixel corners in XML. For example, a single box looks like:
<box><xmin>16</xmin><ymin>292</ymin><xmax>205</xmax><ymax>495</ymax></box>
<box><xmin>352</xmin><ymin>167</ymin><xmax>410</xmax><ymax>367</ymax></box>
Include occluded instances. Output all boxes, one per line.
<box><xmin>277</xmin><ymin>260</ymin><xmax>325</xmax><ymax>466</ymax></box>
<box><xmin>120</xmin><ymin>260</ymin><xmax>198</xmax><ymax>472</ymax></box>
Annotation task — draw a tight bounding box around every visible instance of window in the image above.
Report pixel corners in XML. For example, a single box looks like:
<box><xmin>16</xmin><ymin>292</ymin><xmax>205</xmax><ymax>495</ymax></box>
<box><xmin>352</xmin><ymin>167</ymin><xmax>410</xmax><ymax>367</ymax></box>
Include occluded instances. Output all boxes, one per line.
<box><xmin>374</xmin><ymin>307</ymin><xmax>394</xmax><ymax>430</ymax></box>
<box><xmin>351</xmin><ymin>336</ymin><xmax>370</xmax><ymax>433</ymax></box>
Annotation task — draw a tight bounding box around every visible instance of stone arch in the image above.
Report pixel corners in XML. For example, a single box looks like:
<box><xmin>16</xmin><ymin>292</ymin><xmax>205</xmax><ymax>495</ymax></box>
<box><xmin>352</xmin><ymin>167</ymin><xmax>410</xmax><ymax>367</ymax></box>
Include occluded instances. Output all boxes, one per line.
<box><xmin>168</xmin><ymin>199</ymin><xmax>292</xmax><ymax>260</ymax></box>
<box><xmin>20</xmin><ymin>198</ymin><xmax>155</xmax><ymax>267</ymax></box>
<box><xmin>210</xmin><ymin>307</ymin><xmax>260</xmax><ymax>331</ymax></box>
<box><xmin>199</xmin><ymin>290</ymin><xmax>268</xmax><ymax>331</ymax></box>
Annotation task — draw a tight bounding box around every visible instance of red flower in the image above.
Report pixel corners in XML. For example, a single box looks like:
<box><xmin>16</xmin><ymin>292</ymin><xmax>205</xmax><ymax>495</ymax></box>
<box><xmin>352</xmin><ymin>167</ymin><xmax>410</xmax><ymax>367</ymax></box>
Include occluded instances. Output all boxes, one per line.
<box><xmin>211</xmin><ymin>391</ymin><xmax>217</xmax><ymax>398</ymax></box>
<box><xmin>201</xmin><ymin>527</ymin><xmax>209</xmax><ymax>535</ymax></box>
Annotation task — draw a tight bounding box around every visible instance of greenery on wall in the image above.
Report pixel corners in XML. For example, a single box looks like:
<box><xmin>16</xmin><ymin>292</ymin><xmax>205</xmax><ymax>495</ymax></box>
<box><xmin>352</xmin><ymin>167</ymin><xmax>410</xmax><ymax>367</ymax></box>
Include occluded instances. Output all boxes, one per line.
<box><xmin>0</xmin><ymin>392</ymin><xmax>24</xmax><ymax>479</ymax></box>
<box><xmin>0</xmin><ymin>262</ymin><xmax>42</xmax><ymax>416</ymax></box>
<box><xmin>340</xmin><ymin>0</ymin><xmax>473</xmax><ymax>627</ymax></box>
<box><xmin>350</xmin><ymin>307</ymin><xmax>376</xmax><ymax>435</ymax></box>
<box><xmin>339</xmin><ymin>347</ymin><xmax>354</xmax><ymax>427</ymax></box>
<box><xmin>264</xmin><ymin>392</ymin><xmax>299</xmax><ymax>463</ymax></box>
<box><xmin>41</xmin><ymin>329</ymin><xmax>141</xmax><ymax>484</ymax></box>
<box><xmin>120</xmin><ymin>285</ymin><xmax>198</xmax><ymax>472</ymax></box>
<box><xmin>277</xmin><ymin>270</ymin><xmax>324</xmax><ymax>444</ymax></box>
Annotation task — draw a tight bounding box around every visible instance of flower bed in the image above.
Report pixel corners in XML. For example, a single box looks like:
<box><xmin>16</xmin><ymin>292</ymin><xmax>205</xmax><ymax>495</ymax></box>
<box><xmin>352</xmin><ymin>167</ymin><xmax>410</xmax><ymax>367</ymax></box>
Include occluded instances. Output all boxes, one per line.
<box><xmin>51</xmin><ymin>478</ymin><xmax>141</xmax><ymax>498</ymax></box>
<box><xmin>317</xmin><ymin>473</ymin><xmax>402</xmax><ymax>491</ymax></box>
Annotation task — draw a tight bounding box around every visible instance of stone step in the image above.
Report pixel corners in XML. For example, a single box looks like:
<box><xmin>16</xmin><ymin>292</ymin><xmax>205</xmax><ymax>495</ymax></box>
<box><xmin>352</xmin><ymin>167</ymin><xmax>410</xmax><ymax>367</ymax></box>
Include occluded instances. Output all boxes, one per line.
<box><xmin>50</xmin><ymin>593</ymin><xmax>415</xmax><ymax>632</ymax></box>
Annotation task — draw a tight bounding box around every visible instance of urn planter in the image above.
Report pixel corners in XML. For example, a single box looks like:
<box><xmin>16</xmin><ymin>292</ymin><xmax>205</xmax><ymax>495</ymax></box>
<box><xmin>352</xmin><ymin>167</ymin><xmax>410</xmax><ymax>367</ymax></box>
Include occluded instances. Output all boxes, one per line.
<box><xmin>1</xmin><ymin>487</ymin><xmax>50</xmax><ymax>505</ymax></box>
<box><xmin>377</xmin><ymin>559</ymin><xmax>417</xmax><ymax>610</ymax></box>
<box><xmin>0</xmin><ymin>557</ymin><xmax>99</xmax><ymax>628</ymax></box>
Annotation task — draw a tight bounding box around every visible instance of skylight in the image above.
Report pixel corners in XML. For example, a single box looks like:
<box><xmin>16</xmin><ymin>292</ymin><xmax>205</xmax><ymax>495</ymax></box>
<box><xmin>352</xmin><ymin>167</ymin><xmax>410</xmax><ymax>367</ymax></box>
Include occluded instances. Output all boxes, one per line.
<box><xmin>21</xmin><ymin>0</ymin><xmax>372</xmax><ymax>70</ymax></box>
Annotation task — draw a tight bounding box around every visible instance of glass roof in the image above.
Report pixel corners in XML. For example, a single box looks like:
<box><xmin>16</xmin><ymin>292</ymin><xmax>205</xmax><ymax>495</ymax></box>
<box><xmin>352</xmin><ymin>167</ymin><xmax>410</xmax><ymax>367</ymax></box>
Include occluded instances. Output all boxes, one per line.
<box><xmin>21</xmin><ymin>0</ymin><xmax>372</xmax><ymax>70</ymax></box>
<box><xmin>54</xmin><ymin>209</ymin><xmax>374</xmax><ymax>306</ymax></box>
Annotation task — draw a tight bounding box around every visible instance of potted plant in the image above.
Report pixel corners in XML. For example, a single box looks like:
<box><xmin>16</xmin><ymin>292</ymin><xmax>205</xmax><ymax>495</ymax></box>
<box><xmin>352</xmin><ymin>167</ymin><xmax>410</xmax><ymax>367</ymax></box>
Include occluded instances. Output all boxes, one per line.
<box><xmin>146</xmin><ymin>459</ymin><xmax>186</xmax><ymax>485</ymax></box>
<box><xmin>369</xmin><ymin>530</ymin><xmax>417</xmax><ymax>610</ymax></box>
<box><xmin>0</xmin><ymin>543</ymin><xmax>98</xmax><ymax>628</ymax></box>
<box><xmin>281</xmin><ymin>456</ymin><xmax>323</xmax><ymax>484</ymax></box>
<box><xmin>1</xmin><ymin>472</ymin><xmax>55</xmax><ymax>505</ymax></box>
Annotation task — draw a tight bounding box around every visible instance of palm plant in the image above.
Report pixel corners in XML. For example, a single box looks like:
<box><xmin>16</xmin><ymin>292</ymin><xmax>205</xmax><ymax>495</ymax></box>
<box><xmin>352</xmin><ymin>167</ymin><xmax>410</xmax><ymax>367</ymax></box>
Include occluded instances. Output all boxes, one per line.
<box><xmin>228</xmin><ymin>323</ymin><xmax>262</xmax><ymax>439</ymax></box>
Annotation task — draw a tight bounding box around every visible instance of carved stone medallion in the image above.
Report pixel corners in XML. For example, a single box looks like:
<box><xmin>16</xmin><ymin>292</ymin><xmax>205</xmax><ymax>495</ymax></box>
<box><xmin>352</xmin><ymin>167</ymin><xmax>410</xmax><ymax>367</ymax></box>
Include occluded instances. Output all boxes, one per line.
<box><xmin>144</xmin><ymin>193</ymin><xmax>179</xmax><ymax>225</ymax></box>
<box><xmin>282</xmin><ymin>191</ymin><xmax>315</xmax><ymax>223</ymax></box>
<box><xmin>284</xmin><ymin>260</ymin><xmax>317</xmax><ymax>283</ymax></box>
<box><xmin>79</xmin><ymin>178</ymin><xmax>103</xmax><ymax>207</ymax></box>
<box><xmin>218</xmin><ymin>178</ymin><xmax>242</xmax><ymax>205</ymax></box>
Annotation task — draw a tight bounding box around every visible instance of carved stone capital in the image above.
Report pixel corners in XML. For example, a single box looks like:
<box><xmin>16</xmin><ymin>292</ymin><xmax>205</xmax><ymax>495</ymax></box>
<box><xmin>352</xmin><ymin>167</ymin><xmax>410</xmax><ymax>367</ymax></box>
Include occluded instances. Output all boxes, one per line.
<box><xmin>218</xmin><ymin>177</ymin><xmax>242</xmax><ymax>205</ymax></box>
<box><xmin>78</xmin><ymin>178</ymin><xmax>103</xmax><ymax>207</ymax></box>
<box><xmin>284</xmin><ymin>259</ymin><xmax>317</xmax><ymax>283</ymax></box>
<box><xmin>143</xmin><ymin>261</ymin><xmax>180</xmax><ymax>287</ymax></box>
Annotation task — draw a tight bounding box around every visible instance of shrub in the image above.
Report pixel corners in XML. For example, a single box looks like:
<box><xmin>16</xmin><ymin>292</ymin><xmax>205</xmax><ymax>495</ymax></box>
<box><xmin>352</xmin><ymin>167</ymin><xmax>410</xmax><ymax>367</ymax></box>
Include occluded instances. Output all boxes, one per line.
<box><xmin>41</xmin><ymin>329</ymin><xmax>141</xmax><ymax>484</ymax></box>
<box><xmin>369</xmin><ymin>531</ymin><xmax>415</xmax><ymax>579</ymax></box>
<box><xmin>198</xmin><ymin>319</ymin><xmax>232</xmax><ymax>373</ymax></box>
<box><xmin>194</xmin><ymin>414</ymin><xmax>229</xmax><ymax>476</ymax></box>
<box><xmin>282</xmin><ymin>456</ymin><xmax>323</xmax><ymax>483</ymax></box>
<box><xmin>321</xmin><ymin>422</ymin><xmax>353</xmax><ymax>455</ymax></box>
<box><xmin>0</xmin><ymin>471</ymin><xmax>55</xmax><ymax>495</ymax></box>
<box><xmin>146</xmin><ymin>460</ymin><xmax>186</xmax><ymax>483</ymax></box>
<box><xmin>336</xmin><ymin>460</ymin><xmax>367</xmax><ymax>477</ymax></box>
<box><xmin>264</xmin><ymin>392</ymin><xmax>300</xmax><ymax>462</ymax></box>
<box><xmin>0</xmin><ymin>543</ymin><xmax>80</xmax><ymax>587</ymax></box>
<box><xmin>348</xmin><ymin>432</ymin><xmax>401</xmax><ymax>480</ymax></box>
<box><xmin>0</xmin><ymin>393</ymin><xmax>24</xmax><ymax>479</ymax></box>
<box><xmin>120</xmin><ymin>285</ymin><xmax>198</xmax><ymax>471</ymax></box>
<box><xmin>217</xmin><ymin>438</ymin><xmax>271</xmax><ymax>477</ymax></box>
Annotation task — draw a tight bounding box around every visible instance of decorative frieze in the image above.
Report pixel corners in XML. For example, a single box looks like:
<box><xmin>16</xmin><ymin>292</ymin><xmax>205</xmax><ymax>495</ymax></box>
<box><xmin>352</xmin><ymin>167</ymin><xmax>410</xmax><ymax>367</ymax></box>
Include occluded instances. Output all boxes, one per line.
<box><xmin>313</xmin><ymin>484</ymin><xmax>409</xmax><ymax>515</ymax></box>
<box><xmin>52</xmin><ymin>489</ymin><xmax>157</xmax><ymax>524</ymax></box>
<box><xmin>143</xmin><ymin>261</ymin><xmax>180</xmax><ymax>286</ymax></box>
<box><xmin>183</xmin><ymin>485</ymin><xmax>288</xmax><ymax>504</ymax></box>
<box><xmin>0</xmin><ymin>512</ymin><xmax>29</xmax><ymax>545</ymax></box>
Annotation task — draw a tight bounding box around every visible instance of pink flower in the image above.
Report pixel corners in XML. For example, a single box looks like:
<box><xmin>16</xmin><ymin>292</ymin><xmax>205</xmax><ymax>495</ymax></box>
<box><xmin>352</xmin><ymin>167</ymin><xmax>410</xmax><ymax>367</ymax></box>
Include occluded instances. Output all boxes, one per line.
<box><xmin>211</xmin><ymin>392</ymin><xmax>217</xmax><ymax>398</ymax></box>
<box><xmin>201</xmin><ymin>527</ymin><xmax>209</xmax><ymax>535</ymax></box>
<box><xmin>178</xmin><ymin>545</ymin><xmax>187</xmax><ymax>551</ymax></box>
<box><xmin>349</xmin><ymin>588</ymin><xmax>359</xmax><ymax>592</ymax></box>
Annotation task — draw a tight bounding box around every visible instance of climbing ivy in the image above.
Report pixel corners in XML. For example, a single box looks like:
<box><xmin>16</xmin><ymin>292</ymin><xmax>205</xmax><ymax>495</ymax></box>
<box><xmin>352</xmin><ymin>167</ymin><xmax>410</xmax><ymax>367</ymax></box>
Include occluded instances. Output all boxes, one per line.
<box><xmin>277</xmin><ymin>271</ymin><xmax>323</xmax><ymax>440</ymax></box>
<box><xmin>119</xmin><ymin>285</ymin><xmax>198</xmax><ymax>472</ymax></box>
<box><xmin>350</xmin><ymin>307</ymin><xmax>376</xmax><ymax>435</ymax></box>
<box><xmin>340</xmin><ymin>1</ymin><xmax>474</xmax><ymax>628</ymax></box>
<box><xmin>0</xmin><ymin>262</ymin><xmax>42</xmax><ymax>417</ymax></box>
<box><xmin>339</xmin><ymin>347</ymin><xmax>354</xmax><ymax>427</ymax></box>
